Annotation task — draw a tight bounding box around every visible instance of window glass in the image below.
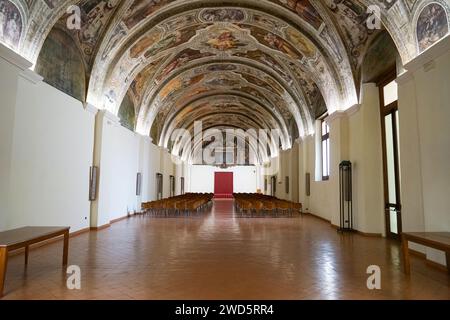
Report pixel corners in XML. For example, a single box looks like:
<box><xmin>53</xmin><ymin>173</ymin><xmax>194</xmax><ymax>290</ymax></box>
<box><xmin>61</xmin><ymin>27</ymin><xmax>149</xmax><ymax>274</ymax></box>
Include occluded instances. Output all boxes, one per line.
<box><xmin>383</xmin><ymin>80</ymin><xmax>398</xmax><ymax>106</ymax></box>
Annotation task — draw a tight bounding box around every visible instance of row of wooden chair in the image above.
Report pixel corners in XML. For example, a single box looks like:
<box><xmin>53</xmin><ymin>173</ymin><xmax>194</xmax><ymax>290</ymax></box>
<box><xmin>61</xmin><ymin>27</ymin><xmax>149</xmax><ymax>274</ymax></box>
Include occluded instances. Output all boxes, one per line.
<box><xmin>234</xmin><ymin>193</ymin><xmax>302</xmax><ymax>217</ymax></box>
<box><xmin>141</xmin><ymin>193</ymin><xmax>214</xmax><ymax>216</ymax></box>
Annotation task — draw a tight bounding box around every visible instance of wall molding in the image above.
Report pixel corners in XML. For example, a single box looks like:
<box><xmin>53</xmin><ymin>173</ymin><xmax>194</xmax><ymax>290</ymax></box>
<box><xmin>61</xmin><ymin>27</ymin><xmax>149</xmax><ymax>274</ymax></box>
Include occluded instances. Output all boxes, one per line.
<box><xmin>84</xmin><ymin>103</ymin><xmax>99</xmax><ymax>115</ymax></box>
<box><xmin>396</xmin><ymin>70</ymin><xmax>414</xmax><ymax>85</ymax></box>
<box><xmin>404</xmin><ymin>35</ymin><xmax>450</xmax><ymax>73</ymax></box>
<box><xmin>0</xmin><ymin>43</ymin><xmax>32</xmax><ymax>71</ymax></box>
<box><xmin>397</xmin><ymin>35</ymin><xmax>450</xmax><ymax>85</ymax></box>
<box><xmin>345</xmin><ymin>103</ymin><xmax>361</xmax><ymax>117</ymax></box>
<box><xmin>101</xmin><ymin>110</ymin><xmax>120</xmax><ymax>126</ymax></box>
<box><xmin>19</xmin><ymin>69</ymin><xmax>43</xmax><ymax>84</ymax></box>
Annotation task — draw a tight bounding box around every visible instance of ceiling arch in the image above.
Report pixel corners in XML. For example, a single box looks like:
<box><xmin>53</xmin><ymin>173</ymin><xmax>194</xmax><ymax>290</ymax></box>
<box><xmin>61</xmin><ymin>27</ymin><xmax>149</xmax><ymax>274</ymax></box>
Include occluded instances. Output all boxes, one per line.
<box><xmin>7</xmin><ymin>0</ymin><xmax>444</xmax><ymax>163</ymax></box>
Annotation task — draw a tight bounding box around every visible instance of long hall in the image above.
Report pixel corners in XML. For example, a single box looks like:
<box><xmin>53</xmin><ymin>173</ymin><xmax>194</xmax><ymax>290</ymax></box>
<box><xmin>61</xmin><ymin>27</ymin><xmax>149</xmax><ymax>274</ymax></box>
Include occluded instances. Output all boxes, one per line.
<box><xmin>1</xmin><ymin>0</ymin><xmax>449</xmax><ymax>302</ymax></box>
<box><xmin>2</xmin><ymin>200</ymin><xmax>449</xmax><ymax>300</ymax></box>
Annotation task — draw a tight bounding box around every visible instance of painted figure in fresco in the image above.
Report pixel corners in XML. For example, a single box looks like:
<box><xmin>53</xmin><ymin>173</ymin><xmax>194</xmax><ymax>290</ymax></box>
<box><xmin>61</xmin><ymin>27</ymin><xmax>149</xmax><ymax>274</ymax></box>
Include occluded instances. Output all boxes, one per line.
<box><xmin>207</xmin><ymin>31</ymin><xmax>242</xmax><ymax>51</ymax></box>
<box><xmin>5</xmin><ymin>12</ymin><xmax>19</xmax><ymax>45</ymax></box>
<box><xmin>82</xmin><ymin>6</ymin><xmax>104</xmax><ymax>43</ymax></box>
<box><xmin>0</xmin><ymin>5</ymin><xmax>6</xmax><ymax>40</ymax></box>
<box><xmin>279</xmin><ymin>0</ymin><xmax>323</xmax><ymax>29</ymax></box>
<box><xmin>158</xmin><ymin>52</ymin><xmax>191</xmax><ymax>79</ymax></box>
<box><xmin>124</xmin><ymin>0</ymin><xmax>171</xmax><ymax>28</ymax></box>
<box><xmin>417</xmin><ymin>3</ymin><xmax>449</xmax><ymax>52</ymax></box>
<box><xmin>80</xmin><ymin>0</ymin><xmax>119</xmax><ymax>49</ymax></box>
<box><xmin>264</xmin><ymin>32</ymin><xmax>301</xmax><ymax>60</ymax></box>
<box><xmin>130</xmin><ymin>29</ymin><xmax>162</xmax><ymax>58</ymax></box>
<box><xmin>102</xmin><ymin>24</ymin><xmax>127</xmax><ymax>60</ymax></box>
<box><xmin>201</xmin><ymin>8</ymin><xmax>245</xmax><ymax>22</ymax></box>
<box><xmin>0</xmin><ymin>0</ymin><xmax>22</xmax><ymax>48</ymax></box>
<box><xmin>144</xmin><ymin>30</ymin><xmax>182</xmax><ymax>57</ymax></box>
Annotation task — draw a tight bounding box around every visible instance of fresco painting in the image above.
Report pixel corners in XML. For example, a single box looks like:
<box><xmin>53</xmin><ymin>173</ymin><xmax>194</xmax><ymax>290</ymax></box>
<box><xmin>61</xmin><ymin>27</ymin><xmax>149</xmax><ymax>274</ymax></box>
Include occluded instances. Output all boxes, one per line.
<box><xmin>143</xmin><ymin>27</ymin><xmax>199</xmax><ymax>58</ymax></box>
<box><xmin>417</xmin><ymin>3</ymin><xmax>448</xmax><ymax>52</ymax></box>
<box><xmin>130</xmin><ymin>58</ymin><xmax>163</xmax><ymax>103</ymax></box>
<box><xmin>25</xmin><ymin>0</ymin><xmax>424</xmax><ymax>148</ymax></box>
<box><xmin>200</xmin><ymin>8</ymin><xmax>245</xmax><ymax>22</ymax></box>
<box><xmin>124</xmin><ymin>0</ymin><xmax>175</xmax><ymax>29</ymax></box>
<box><xmin>35</xmin><ymin>28</ymin><xmax>86</xmax><ymax>101</ymax></box>
<box><xmin>130</xmin><ymin>29</ymin><xmax>163</xmax><ymax>58</ymax></box>
<box><xmin>156</xmin><ymin>49</ymin><xmax>214</xmax><ymax>82</ymax></box>
<box><xmin>0</xmin><ymin>0</ymin><xmax>22</xmax><ymax>49</ymax></box>
<box><xmin>272</xmin><ymin>0</ymin><xmax>323</xmax><ymax>30</ymax></box>
<box><xmin>118</xmin><ymin>93</ymin><xmax>136</xmax><ymax>131</ymax></box>
<box><xmin>203</xmin><ymin>25</ymin><xmax>247</xmax><ymax>51</ymax></box>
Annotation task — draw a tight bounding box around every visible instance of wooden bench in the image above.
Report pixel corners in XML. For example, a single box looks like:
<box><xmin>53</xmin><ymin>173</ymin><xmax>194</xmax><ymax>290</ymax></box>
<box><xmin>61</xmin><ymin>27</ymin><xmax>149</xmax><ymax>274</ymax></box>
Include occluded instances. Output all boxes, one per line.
<box><xmin>401</xmin><ymin>232</ymin><xmax>450</xmax><ymax>274</ymax></box>
<box><xmin>0</xmin><ymin>226</ymin><xmax>70</xmax><ymax>297</ymax></box>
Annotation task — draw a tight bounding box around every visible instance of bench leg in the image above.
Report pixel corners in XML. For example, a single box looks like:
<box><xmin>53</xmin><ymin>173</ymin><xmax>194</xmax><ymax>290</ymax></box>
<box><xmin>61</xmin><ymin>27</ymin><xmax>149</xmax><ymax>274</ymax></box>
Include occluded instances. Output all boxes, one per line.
<box><xmin>402</xmin><ymin>236</ymin><xmax>410</xmax><ymax>275</ymax></box>
<box><xmin>0</xmin><ymin>247</ymin><xmax>8</xmax><ymax>298</ymax></box>
<box><xmin>25</xmin><ymin>246</ymin><xmax>29</xmax><ymax>265</ymax></box>
<box><xmin>63</xmin><ymin>231</ymin><xmax>69</xmax><ymax>266</ymax></box>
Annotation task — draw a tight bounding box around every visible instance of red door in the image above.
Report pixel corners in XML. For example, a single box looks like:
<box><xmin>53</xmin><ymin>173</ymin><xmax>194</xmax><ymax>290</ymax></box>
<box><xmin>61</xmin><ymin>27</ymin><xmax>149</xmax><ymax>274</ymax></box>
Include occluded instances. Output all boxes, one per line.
<box><xmin>214</xmin><ymin>172</ymin><xmax>234</xmax><ymax>198</ymax></box>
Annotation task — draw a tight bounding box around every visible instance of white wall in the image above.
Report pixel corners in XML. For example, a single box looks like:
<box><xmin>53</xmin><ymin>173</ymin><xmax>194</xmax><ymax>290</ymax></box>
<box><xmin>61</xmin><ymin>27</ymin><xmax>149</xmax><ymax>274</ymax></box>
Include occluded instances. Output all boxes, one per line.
<box><xmin>0</xmin><ymin>52</ymin><xmax>23</xmax><ymax>231</ymax></box>
<box><xmin>398</xmin><ymin>45</ymin><xmax>450</xmax><ymax>266</ymax></box>
<box><xmin>297</xmin><ymin>135</ymin><xmax>334</xmax><ymax>222</ymax></box>
<box><xmin>347</xmin><ymin>83</ymin><xmax>385</xmax><ymax>235</ymax></box>
<box><xmin>2</xmin><ymin>68</ymin><xmax>95</xmax><ymax>232</ymax></box>
<box><xmin>95</xmin><ymin>113</ymin><xmax>140</xmax><ymax>226</ymax></box>
<box><xmin>0</xmin><ymin>45</ymin><xmax>177</xmax><ymax>232</ymax></box>
<box><xmin>189</xmin><ymin>165</ymin><xmax>257</xmax><ymax>193</ymax></box>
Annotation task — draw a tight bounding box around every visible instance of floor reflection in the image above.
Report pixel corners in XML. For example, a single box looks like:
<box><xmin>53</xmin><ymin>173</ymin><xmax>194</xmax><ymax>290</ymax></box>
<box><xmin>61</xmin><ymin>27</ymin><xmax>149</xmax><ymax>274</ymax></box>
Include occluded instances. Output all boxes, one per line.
<box><xmin>2</xmin><ymin>200</ymin><xmax>450</xmax><ymax>300</ymax></box>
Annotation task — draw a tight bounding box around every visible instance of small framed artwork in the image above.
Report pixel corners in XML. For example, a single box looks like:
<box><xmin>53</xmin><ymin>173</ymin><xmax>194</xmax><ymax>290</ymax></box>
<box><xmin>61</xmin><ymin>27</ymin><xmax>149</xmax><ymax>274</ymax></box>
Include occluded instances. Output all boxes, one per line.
<box><xmin>89</xmin><ymin>166</ymin><xmax>99</xmax><ymax>201</ymax></box>
<box><xmin>136</xmin><ymin>172</ymin><xmax>142</xmax><ymax>196</ymax></box>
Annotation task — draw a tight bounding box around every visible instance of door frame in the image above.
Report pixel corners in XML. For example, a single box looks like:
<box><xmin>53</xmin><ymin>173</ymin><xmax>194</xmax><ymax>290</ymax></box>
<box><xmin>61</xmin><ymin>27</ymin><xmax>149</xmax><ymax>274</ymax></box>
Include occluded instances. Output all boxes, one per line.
<box><xmin>270</xmin><ymin>176</ymin><xmax>277</xmax><ymax>196</ymax></box>
<box><xmin>156</xmin><ymin>173</ymin><xmax>163</xmax><ymax>200</ymax></box>
<box><xmin>169</xmin><ymin>175</ymin><xmax>175</xmax><ymax>197</ymax></box>
<box><xmin>378</xmin><ymin>71</ymin><xmax>402</xmax><ymax>240</ymax></box>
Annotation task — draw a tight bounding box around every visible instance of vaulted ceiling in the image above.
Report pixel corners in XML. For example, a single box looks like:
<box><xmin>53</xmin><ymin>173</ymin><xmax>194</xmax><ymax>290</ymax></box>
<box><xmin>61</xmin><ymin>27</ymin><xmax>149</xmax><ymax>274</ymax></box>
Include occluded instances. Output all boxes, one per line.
<box><xmin>4</xmin><ymin>0</ymin><xmax>449</xmax><ymax>156</ymax></box>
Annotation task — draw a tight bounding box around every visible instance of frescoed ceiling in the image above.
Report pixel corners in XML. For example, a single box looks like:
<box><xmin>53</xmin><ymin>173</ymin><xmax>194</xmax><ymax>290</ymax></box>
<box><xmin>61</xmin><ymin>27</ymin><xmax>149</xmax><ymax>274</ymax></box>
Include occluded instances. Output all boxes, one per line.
<box><xmin>3</xmin><ymin>0</ymin><xmax>449</xmax><ymax>160</ymax></box>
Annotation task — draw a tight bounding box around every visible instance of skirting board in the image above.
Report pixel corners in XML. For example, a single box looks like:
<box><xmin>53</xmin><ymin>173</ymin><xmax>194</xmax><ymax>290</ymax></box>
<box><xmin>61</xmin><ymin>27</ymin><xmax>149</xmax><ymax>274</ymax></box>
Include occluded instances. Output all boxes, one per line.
<box><xmin>305</xmin><ymin>212</ymin><xmax>382</xmax><ymax>237</ymax></box>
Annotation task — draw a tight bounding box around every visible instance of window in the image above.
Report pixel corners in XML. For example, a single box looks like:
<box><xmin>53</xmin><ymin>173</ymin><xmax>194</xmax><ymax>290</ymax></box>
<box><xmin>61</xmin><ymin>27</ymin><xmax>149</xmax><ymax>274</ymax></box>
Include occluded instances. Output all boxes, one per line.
<box><xmin>321</xmin><ymin>119</ymin><xmax>330</xmax><ymax>180</ymax></box>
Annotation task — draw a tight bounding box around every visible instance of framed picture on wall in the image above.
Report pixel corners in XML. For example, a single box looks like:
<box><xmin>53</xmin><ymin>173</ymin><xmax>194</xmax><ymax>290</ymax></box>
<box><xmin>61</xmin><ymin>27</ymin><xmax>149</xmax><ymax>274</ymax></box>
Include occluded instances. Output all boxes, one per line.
<box><xmin>136</xmin><ymin>172</ymin><xmax>142</xmax><ymax>196</ymax></box>
<box><xmin>89</xmin><ymin>166</ymin><xmax>98</xmax><ymax>201</ymax></box>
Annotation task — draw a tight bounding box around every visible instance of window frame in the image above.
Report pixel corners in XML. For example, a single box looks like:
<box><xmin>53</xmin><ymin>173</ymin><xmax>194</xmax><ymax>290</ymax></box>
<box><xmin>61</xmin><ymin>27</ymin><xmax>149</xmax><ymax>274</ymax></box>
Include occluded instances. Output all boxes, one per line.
<box><xmin>320</xmin><ymin>115</ymin><xmax>330</xmax><ymax>181</ymax></box>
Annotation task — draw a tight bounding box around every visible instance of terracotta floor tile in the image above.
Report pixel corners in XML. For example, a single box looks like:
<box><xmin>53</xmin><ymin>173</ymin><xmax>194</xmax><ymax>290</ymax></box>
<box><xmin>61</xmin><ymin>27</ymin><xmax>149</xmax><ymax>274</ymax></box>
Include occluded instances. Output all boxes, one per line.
<box><xmin>1</xmin><ymin>200</ymin><xmax>449</xmax><ymax>300</ymax></box>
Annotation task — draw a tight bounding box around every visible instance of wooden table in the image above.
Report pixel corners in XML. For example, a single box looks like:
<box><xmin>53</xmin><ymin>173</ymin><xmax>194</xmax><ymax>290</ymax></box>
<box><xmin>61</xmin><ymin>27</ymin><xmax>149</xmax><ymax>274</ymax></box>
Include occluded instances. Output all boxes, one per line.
<box><xmin>0</xmin><ymin>226</ymin><xmax>70</xmax><ymax>297</ymax></box>
<box><xmin>401</xmin><ymin>232</ymin><xmax>450</xmax><ymax>274</ymax></box>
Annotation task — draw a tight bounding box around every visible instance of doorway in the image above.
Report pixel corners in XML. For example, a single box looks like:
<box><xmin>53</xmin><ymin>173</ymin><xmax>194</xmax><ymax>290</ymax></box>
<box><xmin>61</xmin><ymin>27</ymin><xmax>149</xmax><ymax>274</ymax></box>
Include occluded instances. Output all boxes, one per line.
<box><xmin>270</xmin><ymin>176</ymin><xmax>277</xmax><ymax>196</ymax></box>
<box><xmin>379</xmin><ymin>73</ymin><xmax>402</xmax><ymax>239</ymax></box>
<box><xmin>156</xmin><ymin>173</ymin><xmax>163</xmax><ymax>200</ymax></box>
<box><xmin>169</xmin><ymin>175</ymin><xmax>175</xmax><ymax>197</ymax></box>
<box><xmin>214</xmin><ymin>172</ymin><xmax>233</xmax><ymax>198</ymax></box>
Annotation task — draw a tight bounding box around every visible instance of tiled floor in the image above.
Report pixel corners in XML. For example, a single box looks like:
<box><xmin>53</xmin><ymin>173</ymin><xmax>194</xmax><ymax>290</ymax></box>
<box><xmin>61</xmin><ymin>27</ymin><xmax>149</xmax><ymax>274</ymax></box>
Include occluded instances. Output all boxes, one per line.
<box><xmin>2</xmin><ymin>200</ymin><xmax>449</xmax><ymax>300</ymax></box>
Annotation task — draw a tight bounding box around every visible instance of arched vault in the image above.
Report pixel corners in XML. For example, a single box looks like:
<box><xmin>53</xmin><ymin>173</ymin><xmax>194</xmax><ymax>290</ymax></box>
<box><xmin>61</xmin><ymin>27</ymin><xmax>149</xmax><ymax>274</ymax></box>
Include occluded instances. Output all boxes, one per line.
<box><xmin>12</xmin><ymin>0</ymin><xmax>442</xmax><ymax>159</ymax></box>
